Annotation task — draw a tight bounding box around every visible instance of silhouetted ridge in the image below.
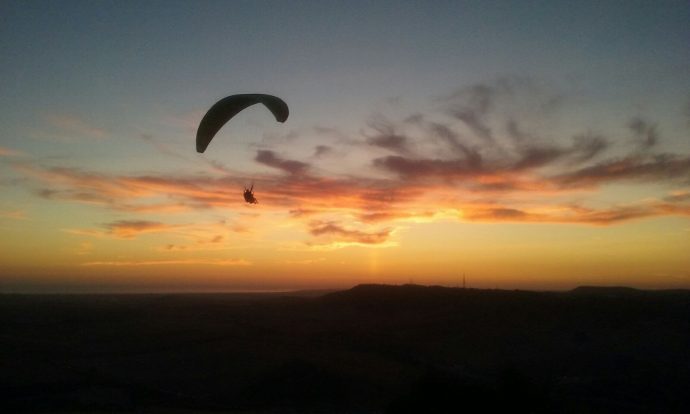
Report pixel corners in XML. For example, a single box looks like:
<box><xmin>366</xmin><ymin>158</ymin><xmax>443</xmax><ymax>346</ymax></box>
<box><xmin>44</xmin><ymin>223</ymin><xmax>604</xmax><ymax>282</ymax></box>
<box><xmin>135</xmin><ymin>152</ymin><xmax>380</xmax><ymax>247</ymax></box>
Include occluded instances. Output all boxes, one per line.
<box><xmin>323</xmin><ymin>283</ymin><xmax>538</xmax><ymax>302</ymax></box>
<box><xmin>327</xmin><ymin>283</ymin><xmax>453</xmax><ymax>297</ymax></box>
<box><xmin>323</xmin><ymin>284</ymin><xmax>461</xmax><ymax>304</ymax></box>
<box><xmin>570</xmin><ymin>286</ymin><xmax>645</xmax><ymax>298</ymax></box>
<box><xmin>327</xmin><ymin>283</ymin><xmax>476</xmax><ymax>297</ymax></box>
<box><xmin>318</xmin><ymin>284</ymin><xmax>557</xmax><ymax>316</ymax></box>
<box><xmin>4</xmin><ymin>285</ymin><xmax>689</xmax><ymax>412</ymax></box>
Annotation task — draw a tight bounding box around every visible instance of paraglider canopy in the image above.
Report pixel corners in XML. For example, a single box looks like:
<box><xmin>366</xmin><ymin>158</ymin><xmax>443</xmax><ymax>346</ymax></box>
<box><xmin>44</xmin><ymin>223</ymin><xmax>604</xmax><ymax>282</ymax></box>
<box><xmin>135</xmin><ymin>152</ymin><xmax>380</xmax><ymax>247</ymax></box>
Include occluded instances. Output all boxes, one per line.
<box><xmin>196</xmin><ymin>94</ymin><xmax>289</xmax><ymax>153</ymax></box>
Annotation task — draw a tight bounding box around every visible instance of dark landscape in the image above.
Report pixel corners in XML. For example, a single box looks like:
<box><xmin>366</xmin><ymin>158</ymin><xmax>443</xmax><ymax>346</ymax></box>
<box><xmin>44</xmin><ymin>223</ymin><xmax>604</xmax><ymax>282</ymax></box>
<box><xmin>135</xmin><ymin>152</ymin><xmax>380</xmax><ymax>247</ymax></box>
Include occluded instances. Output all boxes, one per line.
<box><xmin>2</xmin><ymin>284</ymin><xmax>689</xmax><ymax>413</ymax></box>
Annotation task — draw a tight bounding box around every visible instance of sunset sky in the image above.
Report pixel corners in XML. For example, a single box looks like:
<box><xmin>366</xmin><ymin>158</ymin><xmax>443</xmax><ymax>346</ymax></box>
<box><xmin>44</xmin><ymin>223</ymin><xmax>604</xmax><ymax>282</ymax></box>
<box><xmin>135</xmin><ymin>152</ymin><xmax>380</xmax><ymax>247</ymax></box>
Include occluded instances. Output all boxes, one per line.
<box><xmin>1</xmin><ymin>1</ymin><xmax>689</xmax><ymax>292</ymax></box>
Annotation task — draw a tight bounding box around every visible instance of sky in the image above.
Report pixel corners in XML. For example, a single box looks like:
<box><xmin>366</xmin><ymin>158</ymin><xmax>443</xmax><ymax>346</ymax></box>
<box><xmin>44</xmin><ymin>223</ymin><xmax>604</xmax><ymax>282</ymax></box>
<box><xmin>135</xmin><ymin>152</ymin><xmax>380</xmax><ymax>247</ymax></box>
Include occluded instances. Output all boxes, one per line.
<box><xmin>1</xmin><ymin>0</ymin><xmax>689</xmax><ymax>292</ymax></box>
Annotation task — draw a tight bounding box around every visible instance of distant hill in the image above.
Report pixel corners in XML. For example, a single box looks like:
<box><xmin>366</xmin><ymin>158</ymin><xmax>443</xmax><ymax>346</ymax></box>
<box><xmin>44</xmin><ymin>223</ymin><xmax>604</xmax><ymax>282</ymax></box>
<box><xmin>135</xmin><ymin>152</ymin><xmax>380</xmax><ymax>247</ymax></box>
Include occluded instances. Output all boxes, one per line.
<box><xmin>323</xmin><ymin>283</ymin><xmax>464</xmax><ymax>300</ymax></box>
<box><xmin>324</xmin><ymin>283</ymin><xmax>515</xmax><ymax>299</ymax></box>
<box><xmin>570</xmin><ymin>286</ymin><xmax>644</xmax><ymax>297</ymax></box>
<box><xmin>2</xmin><ymin>283</ymin><xmax>689</xmax><ymax>413</ymax></box>
<box><xmin>323</xmin><ymin>283</ymin><xmax>689</xmax><ymax>301</ymax></box>
<box><xmin>322</xmin><ymin>283</ymin><xmax>551</xmax><ymax>306</ymax></box>
<box><xmin>570</xmin><ymin>285</ymin><xmax>690</xmax><ymax>298</ymax></box>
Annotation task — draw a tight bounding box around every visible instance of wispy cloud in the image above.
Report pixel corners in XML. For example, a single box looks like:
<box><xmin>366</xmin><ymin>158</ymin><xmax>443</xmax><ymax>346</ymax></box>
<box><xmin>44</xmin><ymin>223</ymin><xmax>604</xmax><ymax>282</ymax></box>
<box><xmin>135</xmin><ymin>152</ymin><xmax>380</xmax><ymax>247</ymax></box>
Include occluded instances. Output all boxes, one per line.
<box><xmin>363</xmin><ymin>115</ymin><xmax>414</xmax><ymax>155</ymax></box>
<box><xmin>0</xmin><ymin>209</ymin><xmax>27</xmax><ymax>220</ymax></box>
<box><xmin>628</xmin><ymin>116</ymin><xmax>659</xmax><ymax>149</ymax></box>
<box><xmin>45</xmin><ymin>114</ymin><xmax>107</xmax><ymax>140</ymax></box>
<box><xmin>13</xmin><ymin>77</ymin><xmax>690</xmax><ymax>242</ymax></box>
<box><xmin>285</xmin><ymin>257</ymin><xmax>326</xmax><ymax>265</ymax></box>
<box><xmin>0</xmin><ymin>146</ymin><xmax>25</xmax><ymax>157</ymax></box>
<box><xmin>163</xmin><ymin>109</ymin><xmax>205</xmax><ymax>132</ymax></box>
<box><xmin>65</xmin><ymin>218</ymin><xmax>244</xmax><ymax>251</ymax></box>
<box><xmin>18</xmin><ymin>163</ymin><xmax>239</xmax><ymax>212</ymax></box>
<box><xmin>665</xmin><ymin>190</ymin><xmax>690</xmax><ymax>203</ymax></box>
<box><xmin>309</xmin><ymin>220</ymin><xmax>393</xmax><ymax>245</ymax></box>
<box><xmin>139</xmin><ymin>134</ymin><xmax>191</xmax><ymax>162</ymax></box>
<box><xmin>74</xmin><ymin>241</ymin><xmax>93</xmax><ymax>256</ymax></box>
<box><xmin>157</xmin><ymin>232</ymin><xmax>237</xmax><ymax>252</ymax></box>
<box><xmin>63</xmin><ymin>220</ymin><xmax>180</xmax><ymax>239</ymax></box>
<box><xmin>255</xmin><ymin>150</ymin><xmax>309</xmax><ymax>175</ymax></box>
<box><xmin>461</xmin><ymin>200</ymin><xmax>690</xmax><ymax>225</ymax></box>
<box><xmin>104</xmin><ymin>220</ymin><xmax>177</xmax><ymax>239</ymax></box>
<box><xmin>313</xmin><ymin>145</ymin><xmax>333</xmax><ymax>158</ymax></box>
<box><xmin>81</xmin><ymin>258</ymin><xmax>251</xmax><ymax>266</ymax></box>
<box><xmin>553</xmin><ymin>155</ymin><xmax>690</xmax><ymax>188</ymax></box>
<box><xmin>442</xmin><ymin>83</ymin><xmax>497</xmax><ymax>143</ymax></box>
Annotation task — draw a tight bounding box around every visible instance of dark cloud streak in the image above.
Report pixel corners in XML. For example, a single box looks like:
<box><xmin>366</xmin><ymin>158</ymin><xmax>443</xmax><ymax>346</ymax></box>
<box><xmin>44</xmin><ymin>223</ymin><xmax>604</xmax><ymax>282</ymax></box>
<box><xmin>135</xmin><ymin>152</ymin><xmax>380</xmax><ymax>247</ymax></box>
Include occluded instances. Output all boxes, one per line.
<box><xmin>554</xmin><ymin>155</ymin><xmax>690</xmax><ymax>187</ymax></box>
<box><xmin>309</xmin><ymin>221</ymin><xmax>392</xmax><ymax>244</ymax></box>
<box><xmin>628</xmin><ymin>117</ymin><xmax>659</xmax><ymax>149</ymax></box>
<box><xmin>255</xmin><ymin>150</ymin><xmax>309</xmax><ymax>175</ymax></box>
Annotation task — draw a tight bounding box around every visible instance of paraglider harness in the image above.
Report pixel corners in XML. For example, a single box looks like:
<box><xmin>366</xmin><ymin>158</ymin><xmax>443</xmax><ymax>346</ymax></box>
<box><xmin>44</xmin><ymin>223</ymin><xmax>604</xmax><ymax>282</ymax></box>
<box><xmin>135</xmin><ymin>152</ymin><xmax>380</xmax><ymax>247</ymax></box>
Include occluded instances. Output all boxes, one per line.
<box><xmin>244</xmin><ymin>184</ymin><xmax>258</xmax><ymax>204</ymax></box>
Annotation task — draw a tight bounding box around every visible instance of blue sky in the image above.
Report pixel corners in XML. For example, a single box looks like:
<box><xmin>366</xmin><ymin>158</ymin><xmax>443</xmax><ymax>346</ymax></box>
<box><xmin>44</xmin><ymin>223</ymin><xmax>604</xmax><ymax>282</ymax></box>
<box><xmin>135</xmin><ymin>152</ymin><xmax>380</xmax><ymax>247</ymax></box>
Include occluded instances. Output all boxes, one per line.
<box><xmin>3</xmin><ymin>1</ymin><xmax>687</xmax><ymax>134</ymax></box>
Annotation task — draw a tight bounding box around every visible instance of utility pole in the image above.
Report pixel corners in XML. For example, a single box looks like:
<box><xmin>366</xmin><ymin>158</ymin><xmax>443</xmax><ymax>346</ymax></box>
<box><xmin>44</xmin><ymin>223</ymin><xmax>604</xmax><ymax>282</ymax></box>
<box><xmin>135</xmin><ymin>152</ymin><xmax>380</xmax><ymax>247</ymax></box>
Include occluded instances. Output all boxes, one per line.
<box><xmin>463</xmin><ymin>273</ymin><xmax>466</xmax><ymax>289</ymax></box>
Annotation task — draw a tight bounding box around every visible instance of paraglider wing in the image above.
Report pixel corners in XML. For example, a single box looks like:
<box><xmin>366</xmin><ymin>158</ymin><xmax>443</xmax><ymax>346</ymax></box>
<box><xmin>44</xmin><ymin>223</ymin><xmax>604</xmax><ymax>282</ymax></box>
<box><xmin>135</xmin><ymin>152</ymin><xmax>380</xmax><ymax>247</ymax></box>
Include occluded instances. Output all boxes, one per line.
<box><xmin>196</xmin><ymin>94</ymin><xmax>289</xmax><ymax>153</ymax></box>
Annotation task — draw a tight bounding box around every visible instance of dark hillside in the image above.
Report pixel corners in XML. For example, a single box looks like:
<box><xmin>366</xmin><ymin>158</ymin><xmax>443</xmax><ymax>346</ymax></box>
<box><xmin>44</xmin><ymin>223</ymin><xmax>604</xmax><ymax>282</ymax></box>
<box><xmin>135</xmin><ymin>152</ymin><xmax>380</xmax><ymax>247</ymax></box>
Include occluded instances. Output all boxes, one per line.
<box><xmin>1</xmin><ymin>285</ymin><xmax>689</xmax><ymax>413</ymax></box>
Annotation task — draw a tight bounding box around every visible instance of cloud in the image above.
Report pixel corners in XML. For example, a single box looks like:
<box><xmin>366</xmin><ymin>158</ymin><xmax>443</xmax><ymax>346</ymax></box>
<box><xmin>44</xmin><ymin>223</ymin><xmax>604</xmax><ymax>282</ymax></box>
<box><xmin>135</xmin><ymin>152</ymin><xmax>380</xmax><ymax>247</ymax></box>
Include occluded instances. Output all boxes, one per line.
<box><xmin>81</xmin><ymin>259</ymin><xmax>251</xmax><ymax>266</ymax></box>
<box><xmin>254</xmin><ymin>130</ymin><xmax>300</xmax><ymax>148</ymax></box>
<box><xmin>158</xmin><ymin>233</ymin><xmax>226</xmax><ymax>252</ymax></box>
<box><xmin>74</xmin><ymin>241</ymin><xmax>93</xmax><ymax>256</ymax></box>
<box><xmin>163</xmin><ymin>109</ymin><xmax>204</xmax><ymax>132</ymax></box>
<box><xmin>510</xmin><ymin>132</ymin><xmax>607</xmax><ymax>170</ymax></box>
<box><xmin>104</xmin><ymin>220</ymin><xmax>176</xmax><ymax>239</ymax></box>
<box><xmin>356</xmin><ymin>209</ymin><xmax>442</xmax><ymax>223</ymax></box>
<box><xmin>309</xmin><ymin>221</ymin><xmax>392</xmax><ymax>245</ymax></box>
<box><xmin>373</xmin><ymin>155</ymin><xmax>497</xmax><ymax>182</ymax></box>
<box><xmin>363</xmin><ymin>115</ymin><xmax>414</xmax><ymax>155</ymax></box>
<box><xmin>45</xmin><ymin>114</ymin><xmax>107</xmax><ymax>139</ymax></box>
<box><xmin>139</xmin><ymin>134</ymin><xmax>191</xmax><ymax>162</ymax></box>
<box><xmin>565</xmin><ymin>204</ymin><xmax>665</xmax><ymax>225</ymax></box>
<box><xmin>628</xmin><ymin>116</ymin><xmax>659</xmax><ymax>149</ymax></box>
<box><xmin>665</xmin><ymin>190</ymin><xmax>690</xmax><ymax>203</ymax></box>
<box><xmin>442</xmin><ymin>83</ymin><xmax>496</xmax><ymax>143</ymax></box>
<box><xmin>285</xmin><ymin>257</ymin><xmax>326</xmax><ymax>265</ymax></box>
<box><xmin>461</xmin><ymin>201</ymin><xmax>690</xmax><ymax>225</ymax></box>
<box><xmin>289</xmin><ymin>208</ymin><xmax>320</xmax><ymax>218</ymax></box>
<box><xmin>0</xmin><ymin>209</ymin><xmax>27</xmax><ymax>220</ymax></box>
<box><xmin>568</xmin><ymin>133</ymin><xmax>608</xmax><ymax>163</ymax></box>
<box><xmin>0</xmin><ymin>146</ymin><xmax>24</xmax><ymax>157</ymax></box>
<box><xmin>18</xmin><ymin>160</ymin><xmax>412</xmax><ymax>216</ymax></box>
<box><xmin>373</xmin><ymin>88</ymin><xmax>688</xmax><ymax>193</ymax></box>
<box><xmin>553</xmin><ymin>155</ymin><xmax>690</xmax><ymax>188</ymax></box>
<box><xmin>512</xmin><ymin>145</ymin><xmax>566</xmax><ymax>170</ymax></box>
<box><xmin>428</xmin><ymin>122</ymin><xmax>482</xmax><ymax>166</ymax></box>
<box><xmin>371</xmin><ymin>81</ymin><xmax>614</xmax><ymax>183</ymax></box>
<box><xmin>67</xmin><ymin>219</ymin><xmax>245</xmax><ymax>254</ymax></box>
<box><xmin>13</xmin><ymin>77</ymin><xmax>690</xmax><ymax>236</ymax></box>
<box><xmin>313</xmin><ymin>145</ymin><xmax>333</xmax><ymax>157</ymax></box>
<box><xmin>564</xmin><ymin>202</ymin><xmax>690</xmax><ymax>225</ymax></box>
<box><xmin>367</xmin><ymin>133</ymin><xmax>410</xmax><ymax>154</ymax></box>
<box><xmin>255</xmin><ymin>150</ymin><xmax>309</xmax><ymax>175</ymax></box>
<box><xmin>64</xmin><ymin>220</ymin><xmax>181</xmax><ymax>239</ymax></box>
<box><xmin>17</xmin><ymin>163</ymin><xmax>241</xmax><ymax>212</ymax></box>
<box><xmin>463</xmin><ymin>207</ymin><xmax>538</xmax><ymax>221</ymax></box>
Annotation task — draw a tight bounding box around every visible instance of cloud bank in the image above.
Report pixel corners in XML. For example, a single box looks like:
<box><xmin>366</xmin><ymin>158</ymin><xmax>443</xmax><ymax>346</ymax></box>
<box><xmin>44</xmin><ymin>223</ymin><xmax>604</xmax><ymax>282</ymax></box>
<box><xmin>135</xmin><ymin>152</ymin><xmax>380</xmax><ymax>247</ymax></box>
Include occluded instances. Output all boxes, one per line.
<box><xmin>12</xmin><ymin>78</ymin><xmax>690</xmax><ymax>248</ymax></box>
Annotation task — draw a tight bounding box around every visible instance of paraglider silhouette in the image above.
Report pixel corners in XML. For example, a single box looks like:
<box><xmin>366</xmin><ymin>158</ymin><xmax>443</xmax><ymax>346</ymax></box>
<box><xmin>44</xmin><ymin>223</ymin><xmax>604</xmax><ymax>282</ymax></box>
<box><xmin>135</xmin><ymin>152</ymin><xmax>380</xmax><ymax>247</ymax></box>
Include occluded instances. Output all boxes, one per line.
<box><xmin>243</xmin><ymin>184</ymin><xmax>258</xmax><ymax>204</ymax></box>
<box><xmin>196</xmin><ymin>94</ymin><xmax>289</xmax><ymax>153</ymax></box>
<box><xmin>196</xmin><ymin>94</ymin><xmax>288</xmax><ymax>205</ymax></box>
